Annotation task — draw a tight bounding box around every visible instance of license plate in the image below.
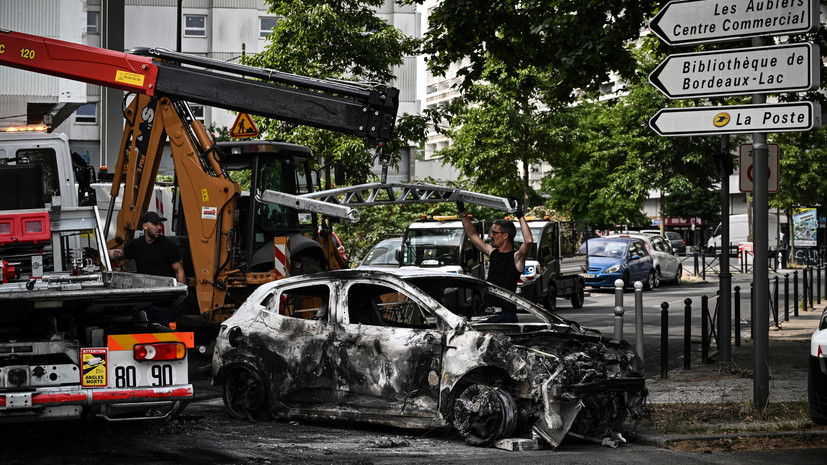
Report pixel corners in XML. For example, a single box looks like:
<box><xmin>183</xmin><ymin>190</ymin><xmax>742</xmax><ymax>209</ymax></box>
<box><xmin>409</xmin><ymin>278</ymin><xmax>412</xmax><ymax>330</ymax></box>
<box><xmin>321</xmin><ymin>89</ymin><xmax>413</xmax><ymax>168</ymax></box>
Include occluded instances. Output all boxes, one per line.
<box><xmin>580</xmin><ymin>273</ymin><xmax>595</xmax><ymax>278</ymax></box>
<box><xmin>108</xmin><ymin>350</ymin><xmax>188</xmax><ymax>388</ymax></box>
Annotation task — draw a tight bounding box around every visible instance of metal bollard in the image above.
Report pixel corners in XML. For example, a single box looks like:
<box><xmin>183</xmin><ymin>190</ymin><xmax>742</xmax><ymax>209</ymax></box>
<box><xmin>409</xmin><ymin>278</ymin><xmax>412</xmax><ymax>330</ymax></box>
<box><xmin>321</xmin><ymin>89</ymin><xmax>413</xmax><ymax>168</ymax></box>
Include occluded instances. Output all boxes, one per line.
<box><xmin>734</xmin><ymin>286</ymin><xmax>741</xmax><ymax>347</ymax></box>
<box><xmin>614</xmin><ymin>279</ymin><xmax>624</xmax><ymax>309</ymax></box>
<box><xmin>661</xmin><ymin>302</ymin><xmax>669</xmax><ymax>379</ymax></box>
<box><xmin>634</xmin><ymin>281</ymin><xmax>644</xmax><ymax>367</ymax></box>
<box><xmin>614</xmin><ymin>306</ymin><xmax>624</xmax><ymax>341</ymax></box>
<box><xmin>772</xmin><ymin>276</ymin><xmax>779</xmax><ymax>327</ymax></box>
<box><xmin>784</xmin><ymin>273</ymin><xmax>790</xmax><ymax>322</ymax></box>
<box><xmin>701</xmin><ymin>295</ymin><xmax>709</xmax><ymax>364</ymax></box>
<box><xmin>683</xmin><ymin>298</ymin><xmax>692</xmax><ymax>370</ymax></box>
<box><xmin>809</xmin><ymin>266</ymin><xmax>815</xmax><ymax>310</ymax></box>
<box><xmin>804</xmin><ymin>267</ymin><xmax>810</xmax><ymax>311</ymax></box>
<box><xmin>693</xmin><ymin>251</ymin><xmax>699</xmax><ymax>276</ymax></box>
<box><xmin>794</xmin><ymin>270</ymin><xmax>799</xmax><ymax>317</ymax></box>
<box><xmin>818</xmin><ymin>266</ymin><xmax>822</xmax><ymax>305</ymax></box>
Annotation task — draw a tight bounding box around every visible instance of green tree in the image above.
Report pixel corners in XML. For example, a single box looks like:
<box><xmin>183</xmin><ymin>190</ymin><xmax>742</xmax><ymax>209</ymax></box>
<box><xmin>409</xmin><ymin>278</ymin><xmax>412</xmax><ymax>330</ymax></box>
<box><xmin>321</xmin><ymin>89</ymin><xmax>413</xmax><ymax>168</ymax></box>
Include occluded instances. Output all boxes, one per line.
<box><xmin>418</xmin><ymin>0</ymin><xmax>659</xmax><ymax>101</ymax></box>
<box><xmin>437</xmin><ymin>60</ymin><xmax>572</xmax><ymax>205</ymax></box>
<box><xmin>543</xmin><ymin>43</ymin><xmax>723</xmax><ymax>228</ymax></box>
<box><xmin>246</xmin><ymin>0</ymin><xmax>425</xmax><ymax>183</ymax></box>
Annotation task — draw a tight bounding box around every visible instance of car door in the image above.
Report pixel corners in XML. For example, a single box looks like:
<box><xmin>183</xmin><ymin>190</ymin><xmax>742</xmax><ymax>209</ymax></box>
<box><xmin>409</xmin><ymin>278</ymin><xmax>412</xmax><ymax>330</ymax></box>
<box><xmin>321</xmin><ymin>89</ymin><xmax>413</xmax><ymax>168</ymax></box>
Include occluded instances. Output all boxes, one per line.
<box><xmin>626</xmin><ymin>239</ymin><xmax>652</xmax><ymax>282</ymax></box>
<box><xmin>336</xmin><ymin>281</ymin><xmax>444</xmax><ymax>418</ymax></box>
<box><xmin>257</xmin><ymin>282</ymin><xmax>339</xmax><ymax>409</ymax></box>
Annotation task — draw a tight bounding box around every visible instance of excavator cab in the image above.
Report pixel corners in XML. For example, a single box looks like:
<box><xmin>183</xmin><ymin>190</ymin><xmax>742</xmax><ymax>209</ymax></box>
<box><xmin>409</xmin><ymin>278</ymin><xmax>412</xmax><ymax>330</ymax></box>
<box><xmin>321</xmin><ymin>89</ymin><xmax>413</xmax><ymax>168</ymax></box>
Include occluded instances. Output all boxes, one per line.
<box><xmin>215</xmin><ymin>140</ymin><xmax>327</xmax><ymax>275</ymax></box>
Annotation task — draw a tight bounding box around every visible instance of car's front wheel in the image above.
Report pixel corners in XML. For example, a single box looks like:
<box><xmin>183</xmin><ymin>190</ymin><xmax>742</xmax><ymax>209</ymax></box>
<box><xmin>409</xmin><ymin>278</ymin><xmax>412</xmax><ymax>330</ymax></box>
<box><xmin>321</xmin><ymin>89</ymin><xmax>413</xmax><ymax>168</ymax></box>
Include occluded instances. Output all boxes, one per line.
<box><xmin>223</xmin><ymin>365</ymin><xmax>270</xmax><ymax>421</ymax></box>
<box><xmin>452</xmin><ymin>384</ymin><xmax>517</xmax><ymax>445</ymax></box>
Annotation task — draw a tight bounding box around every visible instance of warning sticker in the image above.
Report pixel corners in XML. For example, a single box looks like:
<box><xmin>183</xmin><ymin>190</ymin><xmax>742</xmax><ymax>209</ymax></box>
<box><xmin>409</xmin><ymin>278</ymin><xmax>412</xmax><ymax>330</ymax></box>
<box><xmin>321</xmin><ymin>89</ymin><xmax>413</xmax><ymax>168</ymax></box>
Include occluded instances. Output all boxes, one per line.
<box><xmin>230</xmin><ymin>113</ymin><xmax>259</xmax><ymax>138</ymax></box>
<box><xmin>115</xmin><ymin>70</ymin><xmax>145</xmax><ymax>87</ymax></box>
<box><xmin>81</xmin><ymin>348</ymin><xmax>108</xmax><ymax>387</ymax></box>
<box><xmin>202</xmin><ymin>206</ymin><xmax>217</xmax><ymax>220</ymax></box>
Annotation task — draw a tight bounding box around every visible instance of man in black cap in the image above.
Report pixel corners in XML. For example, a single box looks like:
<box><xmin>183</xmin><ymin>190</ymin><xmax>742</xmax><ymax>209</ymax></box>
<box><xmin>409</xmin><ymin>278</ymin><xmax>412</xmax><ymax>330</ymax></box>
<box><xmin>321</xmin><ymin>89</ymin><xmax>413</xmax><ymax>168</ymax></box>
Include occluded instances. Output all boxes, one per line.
<box><xmin>109</xmin><ymin>211</ymin><xmax>185</xmax><ymax>327</ymax></box>
<box><xmin>109</xmin><ymin>211</ymin><xmax>186</xmax><ymax>285</ymax></box>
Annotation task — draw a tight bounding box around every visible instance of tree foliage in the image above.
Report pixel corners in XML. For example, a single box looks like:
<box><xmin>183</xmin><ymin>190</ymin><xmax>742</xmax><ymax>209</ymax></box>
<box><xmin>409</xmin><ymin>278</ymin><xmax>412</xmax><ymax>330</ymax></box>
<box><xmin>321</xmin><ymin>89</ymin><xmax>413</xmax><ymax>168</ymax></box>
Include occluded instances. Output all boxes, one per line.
<box><xmin>436</xmin><ymin>60</ymin><xmax>574</xmax><ymax>205</ymax></box>
<box><xmin>246</xmin><ymin>0</ymin><xmax>425</xmax><ymax>182</ymax></box>
<box><xmin>417</xmin><ymin>0</ymin><xmax>659</xmax><ymax>102</ymax></box>
<box><xmin>543</xmin><ymin>42</ymin><xmax>722</xmax><ymax>228</ymax></box>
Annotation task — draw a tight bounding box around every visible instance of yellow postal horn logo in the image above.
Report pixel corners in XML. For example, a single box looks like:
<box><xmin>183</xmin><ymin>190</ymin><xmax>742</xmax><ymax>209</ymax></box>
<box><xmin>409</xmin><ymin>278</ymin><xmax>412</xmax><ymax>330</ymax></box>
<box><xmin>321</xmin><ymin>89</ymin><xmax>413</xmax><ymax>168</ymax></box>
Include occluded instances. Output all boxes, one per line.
<box><xmin>713</xmin><ymin>112</ymin><xmax>730</xmax><ymax>127</ymax></box>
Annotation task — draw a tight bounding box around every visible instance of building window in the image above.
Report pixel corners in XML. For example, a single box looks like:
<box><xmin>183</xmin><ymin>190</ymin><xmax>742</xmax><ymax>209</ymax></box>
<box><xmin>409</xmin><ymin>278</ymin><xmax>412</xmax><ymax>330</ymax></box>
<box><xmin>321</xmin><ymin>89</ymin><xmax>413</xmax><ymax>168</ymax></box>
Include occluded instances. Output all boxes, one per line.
<box><xmin>260</xmin><ymin>17</ymin><xmax>278</xmax><ymax>39</ymax></box>
<box><xmin>87</xmin><ymin>11</ymin><xmax>99</xmax><ymax>34</ymax></box>
<box><xmin>184</xmin><ymin>15</ymin><xmax>206</xmax><ymax>37</ymax></box>
<box><xmin>190</xmin><ymin>104</ymin><xmax>205</xmax><ymax>125</ymax></box>
<box><xmin>75</xmin><ymin>103</ymin><xmax>97</xmax><ymax>124</ymax></box>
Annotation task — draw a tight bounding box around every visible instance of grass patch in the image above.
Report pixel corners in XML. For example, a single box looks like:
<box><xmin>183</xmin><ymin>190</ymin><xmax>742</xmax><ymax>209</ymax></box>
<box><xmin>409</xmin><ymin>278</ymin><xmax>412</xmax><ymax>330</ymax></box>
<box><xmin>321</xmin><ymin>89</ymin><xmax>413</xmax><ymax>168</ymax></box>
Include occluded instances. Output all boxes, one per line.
<box><xmin>641</xmin><ymin>401</ymin><xmax>824</xmax><ymax>435</ymax></box>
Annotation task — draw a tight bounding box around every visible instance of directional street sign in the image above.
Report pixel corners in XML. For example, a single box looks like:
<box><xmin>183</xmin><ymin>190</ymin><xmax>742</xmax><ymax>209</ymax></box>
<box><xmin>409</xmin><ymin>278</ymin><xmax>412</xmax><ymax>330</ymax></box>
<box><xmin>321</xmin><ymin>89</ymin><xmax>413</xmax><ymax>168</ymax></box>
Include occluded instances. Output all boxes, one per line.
<box><xmin>650</xmin><ymin>0</ymin><xmax>819</xmax><ymax>46</ymax></box>
<box><xmin>649</xmin><ymin>102</ymin><xmax>821</xmax><ymax>136</ymax></box>
<box><xmin>649</xmin><ymin>43</ymin><xmax>819</xmax><ymax>99</ymax></box>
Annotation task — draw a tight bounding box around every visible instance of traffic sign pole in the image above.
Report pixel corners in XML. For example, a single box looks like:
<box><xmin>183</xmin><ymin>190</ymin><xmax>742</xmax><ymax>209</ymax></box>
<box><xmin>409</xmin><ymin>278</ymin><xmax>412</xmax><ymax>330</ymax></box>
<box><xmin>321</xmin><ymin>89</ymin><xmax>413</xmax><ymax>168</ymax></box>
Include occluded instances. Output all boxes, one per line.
<box><xmin>752</xmin><ymin>36</ymin><xmax>770</xmax><ymax>412</ymax></box>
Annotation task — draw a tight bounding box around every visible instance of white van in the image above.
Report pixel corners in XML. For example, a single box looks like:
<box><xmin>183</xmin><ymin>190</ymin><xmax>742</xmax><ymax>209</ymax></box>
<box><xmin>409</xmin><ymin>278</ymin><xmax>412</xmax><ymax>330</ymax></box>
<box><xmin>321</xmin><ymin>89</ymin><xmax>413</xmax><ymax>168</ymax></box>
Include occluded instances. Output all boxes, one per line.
<box><xmin>707</xmin><ymin>213</ymin><xmax>781</xmax><ymax>253</ymax></box>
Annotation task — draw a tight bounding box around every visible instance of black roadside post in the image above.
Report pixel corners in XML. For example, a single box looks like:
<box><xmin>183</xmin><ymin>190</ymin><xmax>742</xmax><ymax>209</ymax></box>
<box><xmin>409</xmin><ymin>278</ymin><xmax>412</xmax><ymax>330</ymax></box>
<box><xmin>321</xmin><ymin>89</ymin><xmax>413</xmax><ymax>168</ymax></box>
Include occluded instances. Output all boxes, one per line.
<box><xmin>734</xmin><ymin>286</ymin><xmax>741</xmax><ymax>347</ymax></box>
<box><xmin>694</xmin><ymin>250</ymin><xmax>699</xmax><ymax>276</ymax></box>
<box><xmin>683</xmin><ymin>298</ymin><xmax>692</xmax><ymax>370</ymax></box>
<box><xmin>784</xmin><ymin>273</ymin><xmax>790</xmax><ymax>322</ymax></box>
<box><xmin>701</xmin><ymin>296</ymin><xmax>709</xmax><ymax>364</ymax></box>
<box><xmin>818</xmin><ymin>266</ymin><xmax>821</xmax><ymax>305</ymax></box>
<box><xmin>804</xmin><ymin>267</ymin><xmax>810</xmax><ymax>311</ymax></box>
<box><xmin>772</xmin><ymin>276</ymin><xmax>779</xmax><ymax>327</ymax></box>
<box><xmin>661</xmin><ymin>302</ymin><xmax>669</xmax><ymax>379</ymax></box>
<box><xmin>794</xmin><ymin>270</ymin><xmax>799</xmax><ymax>317</ymax></box>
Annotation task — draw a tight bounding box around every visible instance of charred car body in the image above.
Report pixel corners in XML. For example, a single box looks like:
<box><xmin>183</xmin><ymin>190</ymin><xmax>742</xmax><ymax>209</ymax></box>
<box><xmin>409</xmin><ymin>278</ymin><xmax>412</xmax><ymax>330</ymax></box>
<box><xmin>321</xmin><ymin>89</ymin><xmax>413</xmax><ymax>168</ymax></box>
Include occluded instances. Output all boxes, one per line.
<box><xmin>212</xmin><ymin>269</ymin><xmax>647</xmax><ymax>448</ymax></box>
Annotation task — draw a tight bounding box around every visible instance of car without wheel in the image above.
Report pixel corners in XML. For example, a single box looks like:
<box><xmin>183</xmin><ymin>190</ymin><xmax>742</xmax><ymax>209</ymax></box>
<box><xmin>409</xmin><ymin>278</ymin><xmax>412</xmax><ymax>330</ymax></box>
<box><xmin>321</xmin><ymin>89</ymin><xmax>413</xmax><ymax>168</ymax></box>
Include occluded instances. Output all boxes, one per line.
<box><xmin>212</xmin><ymin>269</ymin><xmax>647</xmax><ymax>449</ymax></box>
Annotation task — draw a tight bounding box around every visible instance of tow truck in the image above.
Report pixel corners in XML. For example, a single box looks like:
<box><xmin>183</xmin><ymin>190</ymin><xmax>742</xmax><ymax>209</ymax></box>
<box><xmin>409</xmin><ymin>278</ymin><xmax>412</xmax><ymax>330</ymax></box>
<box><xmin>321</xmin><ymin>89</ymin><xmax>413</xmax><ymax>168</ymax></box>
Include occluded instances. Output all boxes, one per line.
<box><xmin>0</xmin><ymin>131</ymin><xmax>191</xmax><ymax>422</ymax></box>
<box><xmin>0</xmin><ymin>30</ymin><xmax>516</xmax><ymax>328</ymax></box>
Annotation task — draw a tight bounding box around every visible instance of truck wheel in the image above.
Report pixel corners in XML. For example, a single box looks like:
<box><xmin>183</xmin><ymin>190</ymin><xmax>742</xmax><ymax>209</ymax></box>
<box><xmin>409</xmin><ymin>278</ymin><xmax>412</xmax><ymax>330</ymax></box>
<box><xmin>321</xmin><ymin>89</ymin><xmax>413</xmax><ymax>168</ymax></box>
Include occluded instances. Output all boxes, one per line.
<box><xmin>452</xmin><ymin>384</ymin><xmax>517</xmax><ymax>446</ymax></box>
<box><xmin>223</xmin><ymin>366</ymin><xmax>270</xmax><ymax>421</ymax></box>
<box><xmin>570</xmin><ymin>282</ymin><xmax>585</xmax><ymax>309</ymax></box>
<box><xmin>543</xmin><ymin>285</ymin><xmax>557</xmax><ymax>311</ymax></box>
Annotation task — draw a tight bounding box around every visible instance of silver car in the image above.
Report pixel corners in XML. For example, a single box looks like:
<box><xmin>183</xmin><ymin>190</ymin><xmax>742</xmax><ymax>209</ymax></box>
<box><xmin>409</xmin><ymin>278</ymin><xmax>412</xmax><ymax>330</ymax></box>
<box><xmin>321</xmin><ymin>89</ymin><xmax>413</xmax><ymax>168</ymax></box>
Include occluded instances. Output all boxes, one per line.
<box><xmin>212</xmin><ymin>269</ymin><xmax>647</xmax><ymax>448</ymax></box>
<box><xmin>609</xmin><ymin>233</ymin><xmax>682</xmax><ymax>286</ymax></box>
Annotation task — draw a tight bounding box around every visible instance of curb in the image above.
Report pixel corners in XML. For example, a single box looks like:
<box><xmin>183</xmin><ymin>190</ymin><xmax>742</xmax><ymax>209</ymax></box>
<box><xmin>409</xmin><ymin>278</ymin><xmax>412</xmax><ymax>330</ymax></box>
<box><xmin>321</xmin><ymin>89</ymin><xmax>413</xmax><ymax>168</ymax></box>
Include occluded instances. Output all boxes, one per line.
<box><xmin>636</xmin><ymin>427</ymin><xmax>827</xmax><ymax>448</ymax></box>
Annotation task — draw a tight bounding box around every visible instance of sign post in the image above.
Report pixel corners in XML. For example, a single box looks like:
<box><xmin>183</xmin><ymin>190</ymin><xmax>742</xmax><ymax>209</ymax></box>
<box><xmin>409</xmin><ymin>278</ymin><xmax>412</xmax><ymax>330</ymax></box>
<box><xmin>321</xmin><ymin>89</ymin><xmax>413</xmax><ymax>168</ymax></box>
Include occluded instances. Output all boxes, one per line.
<box><xmin>648</xmin><ymin>0</ymin><xmax>821</xmax><ymax>407</ymax></box>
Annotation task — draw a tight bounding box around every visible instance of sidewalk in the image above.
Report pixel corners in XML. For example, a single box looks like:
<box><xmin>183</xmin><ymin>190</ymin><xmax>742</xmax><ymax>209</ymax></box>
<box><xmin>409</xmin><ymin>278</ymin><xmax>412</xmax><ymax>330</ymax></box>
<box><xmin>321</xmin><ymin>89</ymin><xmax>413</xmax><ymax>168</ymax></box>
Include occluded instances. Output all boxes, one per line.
<box><xmin>646</xmin><ymin>302</ymin><xmax>821</xmax><ymax>404</ymax></box>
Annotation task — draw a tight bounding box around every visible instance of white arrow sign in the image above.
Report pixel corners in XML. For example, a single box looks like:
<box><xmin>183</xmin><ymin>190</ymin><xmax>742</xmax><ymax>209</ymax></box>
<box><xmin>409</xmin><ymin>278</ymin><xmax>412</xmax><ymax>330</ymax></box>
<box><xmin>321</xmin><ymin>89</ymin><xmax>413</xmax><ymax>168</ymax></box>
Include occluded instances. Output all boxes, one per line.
<box><xmin>649</xmin><ymin>0</ymin><xmax>819</xmax><ymax>46</ymax></box>
<box><xmin>649</xmin><ymin>43</ymin><xmax>819</xmax><ymax>99</ymax></box>
<box><xmin>649</xmin><ymin>102</ymin><xmax>821</xmax><ymax>136</ymax></box>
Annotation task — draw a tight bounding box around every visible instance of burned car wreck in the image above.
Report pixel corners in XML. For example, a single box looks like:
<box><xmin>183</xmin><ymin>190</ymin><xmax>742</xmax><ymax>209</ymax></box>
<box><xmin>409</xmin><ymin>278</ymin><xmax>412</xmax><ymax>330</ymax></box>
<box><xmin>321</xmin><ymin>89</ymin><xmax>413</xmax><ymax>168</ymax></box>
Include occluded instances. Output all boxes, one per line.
<box><xmin>212</xmin><ymin>269</ymin><xmax>647</xmax><ymax>448</ymax></box>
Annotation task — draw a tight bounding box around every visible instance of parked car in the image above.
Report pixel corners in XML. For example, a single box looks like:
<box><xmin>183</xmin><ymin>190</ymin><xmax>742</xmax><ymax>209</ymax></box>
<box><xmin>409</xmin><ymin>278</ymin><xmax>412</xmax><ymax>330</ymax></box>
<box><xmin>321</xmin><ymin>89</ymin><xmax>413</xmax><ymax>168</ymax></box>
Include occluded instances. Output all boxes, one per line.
<box><xmin>358</xmin><ymin>236</ymin><xmax>403</xmax><ymax>268</ymax></box>
<box><xmin>212</xmin><ymin>269</ymin><xmax>647</xmax><ymax>448</ymax></box>
<box><xmin>612</xmin><ymin>233</ymin><xmax>682</xmax><ymax>286</ymax></box>
<box><xmin>642</xmin><ymin>229</ymin><xmax>686</xmax><ymax>255</ymax></box>
<box><xmin>580</xmin><ymin>237</ymin><xmax>655</xmax><ymax>290</ymax></box>
<box><xmin>810</xmin><ymin>307</ymin><xmax>827</xmax><ymax>425</ymax></box>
